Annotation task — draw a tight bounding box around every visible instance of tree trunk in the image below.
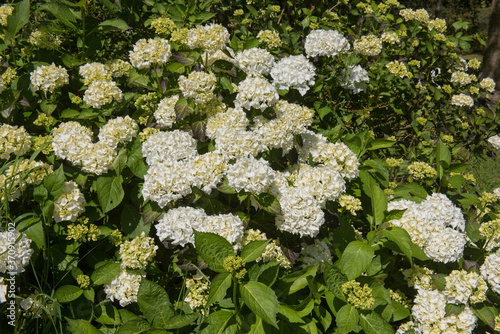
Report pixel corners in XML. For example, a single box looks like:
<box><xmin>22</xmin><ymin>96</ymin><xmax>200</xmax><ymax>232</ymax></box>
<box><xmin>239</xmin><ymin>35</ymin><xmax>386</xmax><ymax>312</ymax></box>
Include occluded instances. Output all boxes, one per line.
<box><xmin>481</xmin><ymin>0</ymin><xmax>500</xmax><ymax>91</ymax></box>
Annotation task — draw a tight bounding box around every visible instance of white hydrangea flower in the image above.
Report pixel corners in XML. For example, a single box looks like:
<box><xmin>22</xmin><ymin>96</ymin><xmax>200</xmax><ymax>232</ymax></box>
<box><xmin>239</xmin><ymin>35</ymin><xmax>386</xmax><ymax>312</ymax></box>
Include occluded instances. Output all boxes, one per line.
<box><xmin>412</xmin><ymin>289</ymin><xmax>447</xmax><ymax>325</ymax></box>
<box><xmin>451</xmin><ymin>71</ymin><xmax>472</xmax><ymax>86</ymax></box>
<box><xmin>480</xmin><ymin>77</ymin><xmax>496</xmax><ymax>93</ymax></box>
<box><xmin>206</xmin><ymin>107</ymin><xmax>248</xmax><ymax>139</ymax></box>
<box><xmin>204</xmin><ymin>213</ymin><xmax>246</xmax><ymax>249</ymax></box>
<box><xmin>451</xmin><ymin>93</ymin><xmax>473</xmax><ymax>107</ymax></box>
<box><xmin>98</xmin><ymin>116</ymin><xmax>138</xmax><ymax>148</ymax></box>
<box><xmin>381</xmin><ymin>31</ymin><xmax>400</xmax><ymax>44</ymax></box>
<box><xmin>292</xmin><ymin>164</ymin><xmax>346</xmax><ymax>205</ymax></box>
<box><xmin>191</xmin><ymin>151</ymin><xmax>227</xmax><ymax>194</ymax></box>
<box><xmin>0</xmin><ymin>230</ymin><xmax>33</xmax><ymax>274</ymax></box>
<box><xmin>129</xmin><ymin>38</ymin><xmax>172</xmax><ymax>69</ymax></box>
<box><xmin>156</xmin><ymin>207</ymin><xmax>207</xmax><ymax>247</ymax></box>
<box><xmin>178</xmin><ymin>71</ymin><xmax>217</xmax><ymax>104</ymax></box>
<box><xmin>30</xmin><ymin>63</ymin><xmax>69</xmax><ymax>94</ymax></box>
<box><xmin>353</xmin><ymin>35</ymin><xmax>383</xmax><ymax>56</ymax></box>
<box><xmin>444</xmin><ymin>270</ymin><xmax>487</xmax><ymax>305</ymax></box>
<box><xmin>304</xmin><ymin>29</ymin><xmax>350</xmax><ymax>58</ymax></box>
<box><xmin>214</xmin><ymin>129</ymin><xmax>267</xmax><ymax>160</ymax></box>
<box><xmin>154</xmin><ymin>95</ymin><xmax>179</xmax><ymax>128</ymax></box>
<box><xmin>187</xmin><ymin>24</ymin><xmax>230</xmax><ymax>51</ymax></box>
<box><xmin>0</xmin><ymin>124</ymin><xmax>31</xmax><ymax>159</ymax></box>
<box><xmin>225</xmin><ymin>155</ymin><xmax>276</xmax><ymax>194</ymax></box>
<box><xmin>79</xmin><ymin>62</ymin><xmax>111</xmax><ymax>85</ymax></box>
<box><xmin>234</xmin><ymin>76</ymin><xmax>279</xmax><ymax>111</ymax></box>
<box><xmin>80</xmin><ymin>141</ymin><xmax>117</xmax><ymax>175</ymax></box>
<box><xmin>270</xmin><ymin>54</ymin><xmax>316</xmax><ymax>95</ymax></box>
<box><xmin>53</xmin><ymin>181</ymin><xmax>86</xmax><ymax>223</ymax></box>
<box><xmin>488</xmin><ymin>135</ymin><xmax>500</xmax><ymax>149</ymax></box>
<box><xmin>120</xmin><ymin>232</ymin><xmax>158</xmax><ymax>270</ymax></box>
<box><xmin>141</xmin><ymin>130</ymin><xmax>198</xmax><ymax>165</ymax></box>
<box><xmin>104</xmin><ymin>268</ymin><xmax>145</xmax><ymax>307</ymax></box>
<box><xmin>83</xmin><ymin>80</ymin><xmax>123</xmax><ymax>109</ymax></box>
<box><xmin>481</xmin><ymin>249</ymin><xmax>500</xmax><ymax>294</ymax></box>
<box><xmin>300</xmin><ymin>240</ymin><xmax>333</xmax><ymax>272</ymax></box>
<box><xmin>0</xmin><ymin>159</ymin><xmax>52</xmax><ymax>202</ymax></box>
<box><xmin>235</xmin><ymin>48</ymin><xmax>275</xmax><ymax>76</ymax></box>
<box><xmin>420</xmin><ymin>193</ymin><xmax>466</xmax><ymax>231</ymax></box>
<box><xmin>341</xmin><ymin>65</ymin><xmax>369</xmax><ymax>94</ymax></box>
<box><xmin>0</xmin><ymin>277</ymin><xmax>6</xmax><ymax>303</ymax></box>
<box><xmin>52</xmin><ymin>121</ymin><xmax>93</xmax><ymax>163</ymax></box>
<box><xmin>142</xmin><ymin>161</ymin><xmax>196</xmax><ymax>208</ymax></box>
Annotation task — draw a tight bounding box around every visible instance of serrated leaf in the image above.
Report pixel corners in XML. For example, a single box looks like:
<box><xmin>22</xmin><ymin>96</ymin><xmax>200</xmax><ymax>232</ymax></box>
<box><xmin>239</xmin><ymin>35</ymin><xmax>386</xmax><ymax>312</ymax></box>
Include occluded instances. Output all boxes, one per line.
<box><xmin>247</xmin><ymin>261</ymin><xmax>280</xmax><ymax>287</ymax></box>
<box><xmin>65</xmin><ymin>318</ymin><xmax>100</xmax><ymax>334</ymax></box>
<box><xmin>366</xmin><ymin>139</ymin><xmax>395</xmax><ymax>150</ymax></box>
<box><xmin>445</xmin><ymin>303</ymin><xmax>465</xmax><ymax>316</ymax></box>
<box><xmin>324</xmin><ymin>264</ymin><xmax>348</xmax><ymax>300</ymax></box>
<box><xmin>240</xmin><ymin>281</ymin><xmax>279</xmax><ymax>328</ymax></box>
<box><xmin>336</xmin><ymin>304</ymin><xmax>359</xmax><ymax>334</ymax></box>
<box><xmin>91</xmin><ymin>261</ymin><xmax>121</xmax><ymax>285</ymax></box>
<box><xmin>98</xmin><ymin>18</ymin><xmax>131</xmax><ymax>30</ymax></box>
<box><xmin>137</xmin><ymin>279</ymin><xmax>174</xmax><ymax>327</ymax></box>
<box><xmin>278</xmin><ymin>304</ymin><xmax>305</xmax><ymax>324</ymax></box>
<box><xmin>436</xmin><ymin>139</ymin><xmax>451</xmax><ymax>180</ymax></box>
<box><xmin>381</xmin><ymin>227</ymin><xmax>413</xmax><ymax>264</ymax></box>
<box><xmin>359</xmin><ymin>312</ymin><xmax>395</xmax><ymax>334</ymax></box>
<box><xmin>113</xmin><ymin>149</ymin><xmax>128</xmax><ymax>176</ymax></box>
<box><xmin>200</xmin><ymin>310</ymin><xmax>239</xmax><ymax>334</ymax></box>
<box><xmin>95</xmin><ymin>175</ymin><xmax>124</xmax><ymax>213</ymax></box>
<box><xmin>206</xmin><ymin>272</ymin><xmax>232</xmax><ymax>307</ymax></box>
<box><xmin>192</xmin><ymin>121</ymin><xmax>207</xmax><ymax>142</ymax></box>
<box><xmin>240</xmin><ymin>240</ymin><xmax>270</xmax><ymax>263</ymax></box>
<box><xmin>164</xmin><ymin>313</ymin><xmax>200</xmax><ymax>329</ymax></box>
<box><xmin>175</xmin><ymin>96</ymin><xmax>194</xmax><ymax>120</ymax></box>
<box><xmin>54</xmin><ymin>285</ymin><xmax>83</xmax><ymax>303</ymax></box>
<box><xmin>253</xmin><ymin>193</ymin><xmax>281</xmax><ymax>215</ymax></box>
<box><xmin>41</xmin><ymin>2</ymin><xmax>77</xmax><ymax>30</ymax></box>
<box><xmin>282</xmin><ymin>264</ymin><xmax>318</xmax><ymax>294</ymax></box>
<box><xmin>174</xmin><ymin>51</ymin><xmax>199</xmax><ymax>66</ymax></box>
<box><xmin>220</xmin><ymin>77</ymin><xmax>234</xmax><ymax>93</ymax></box>
<box><xmin>96</xmin><ymin>303</ymin><xmax>122</xmax><ymax>325</ymax></box>
<box><xmin>194</xmin><ymin>230</ymin><xmax>235</xmax><ymax>272</ymax></box>
<box><xmin>472</xmin><ymin>303</ymin><xmax>498</xmax><ymax>330</ymax></box>
<box><xmin>340</xmin><ymin>241</ymin><xmax>374</xmax><ymax>280</ymax></box>
<box><xmin>43</xmin><ymin>165</ymin><xmax>66</xmax><ymax>199</ymax></box>
<box><xmin>7</xmin><ymin>0</ymin><xmax>30</xmax><ymax>36</ymax></box>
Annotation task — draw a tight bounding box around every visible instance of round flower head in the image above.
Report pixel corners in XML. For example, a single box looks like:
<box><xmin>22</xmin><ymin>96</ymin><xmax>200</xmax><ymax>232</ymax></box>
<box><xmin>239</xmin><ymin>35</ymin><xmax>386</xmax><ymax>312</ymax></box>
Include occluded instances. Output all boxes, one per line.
<box><xmin>98</xmin><ymin>116</ymin><xmax>138</xmax><ymax>148</ymax></box>
<box><xmin>53</xmin><ymin>181</ymin><xmax>86</xmax><ymax>222</ymax></box>
<box><xmin>30</xmin><ymin>63</ymin><xmax>69</xmax><ymax>94</ymax></box>
<box><xmin>141</xmin><ymin>130</ymin><xmax>198</xmax><ymax>166</ymax></box>
<box><xmin>225</xmin><ymin>155</ymin><xmax>276</xmax><ymax>194</ymax></box>
<box><xmin>104</xmin><ymin>268</ymin><xmax>145</xmax><ymax>307</ymax></box>
<box><xmin>235</xmin><ymin>48</ymin><xmax>275</xmax><ymax>76</ymax></box>
<box><xmin>120</xmin><ymin>232</ymin><xmax>158</xmax><ymax>270</ymax></box>
<box><xmin>304</xmin><ymin>29</ymin><xmax>350</xmax><ymax>58</ymax></box>
<box><xmin>187</xmin><ymin>24</ymin><xmax>230</xmax><ymax>51</ymax></box>
<box><xmin>79</xmin><ymin>62</ymin><xmax>112</xmax><ymax>85</ymax></box>
<box><xmin>353</xmin><ymin>35</ymin><xmax>383</xmax><ymax>56</ymax></box>
<box><xmin>154</xmin><ymin>95</ymin><xmax>179</xmax><ymax>128</ymax></box>
<box><xmin>481</xmin><ymin>249</ymin><xmax>500</xmax><ymax>294</ymax></box>
<box><xmin>270</xmin><ymin>54</ymin><xmax>316</xmax><ymax>95</ymax></box>
<box><xmin>178</xmin><ymin>71</ymin><xmax>217</xmax><ymax>104</ymax></box>
<box><xmin>0</xmin><ymin>4</ymin><xmax>14</xmax><ymax>27</ymax></box>
<box><xmin>0</xmin><ymin>230</ymin><xmax>33</xmax><ymax>274</ymax></box>
<box><xmin>28</xmin><ymin>30</ymin><xmax>62</xmax><ymax>50</ymax></box>
<box><xmin>341</xmin><ymin>65</ymin><xmax>369</xmax><ymax>94</ymax></box>
<box><xmin>235</xmin><ymin>77</ymin><xmax>279</xmax><ymax>111</ymax></box>
<box><xmin>451</xmin><ymin>93</ymin><xmax>474</xmax><ymax>107</ymax></box>
<box><xmin>0</xmin><ymin>124</ymin><xmax>31</xmax><ymax>159</ymax></box>
<box><xmin>83</xmin><ymin>80</ymin><xmax>123</xmax><ymax>109</ymax></box>
<box><xmin>129</xmin><ymin>38</ymin><xmax>172</xmax><ymax>69</ymax></box>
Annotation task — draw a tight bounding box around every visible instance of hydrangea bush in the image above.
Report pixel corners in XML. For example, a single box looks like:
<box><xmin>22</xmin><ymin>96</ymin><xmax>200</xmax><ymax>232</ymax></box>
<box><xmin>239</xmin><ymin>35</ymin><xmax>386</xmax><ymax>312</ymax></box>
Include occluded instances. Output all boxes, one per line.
<box><xmin>1</xmin><ymin>0</ymin><xmax>500</xmax><ymax>333</ymax></box>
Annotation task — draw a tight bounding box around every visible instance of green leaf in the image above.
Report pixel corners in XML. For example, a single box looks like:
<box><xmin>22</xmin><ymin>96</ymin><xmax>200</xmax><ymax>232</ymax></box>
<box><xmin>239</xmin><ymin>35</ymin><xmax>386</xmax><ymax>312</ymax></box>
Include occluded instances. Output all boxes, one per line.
<box><xmin>366</xmin><ymin>139</ymin><xmax>395</xmax><ymax>151</ymax></box>
<box><xmin>220</xmin><ymin>77</ymin><xmax>234</xmax><ymax>93</ymax></box>
<box><xmin>173</xmin><ymin>51</ymin><xmax>199</xmax><ymax>66</ymax></box>
<box><xmin>243</xmin><ymin>38</ymin><xmax>260</xmax><ymax>50</ymax></box>
<box><xmin>54</xmin><ymin>285</ymin><xmax>83</xmax><ymax>303</ymax></box>
<box><xmin>336</xmin><ymin>304</ymin><xmax>359</xmax><ymax>334</ymax></box>
<box><xmin>95</xmin><ymin>303</ymin><xmax>122</xmax><ymax>325</ymax></box>
<box><xmin>240</xmin><ymin>281</ymin><xmax>279</xmax><ymax>328</ymax></box>
<box><xmin>137</xmin><ymin>279</ymin><xmax>174</xmax><ymax>328</ymax></box>
<box><xmin>240</xmin><ymin>240</ymin><xmax>270</xmax><ymax>263</ymax></box>
<box><xmin>324</xmin><ymin>264</ymin><xmax>348</xmax><ymax>300</ymax></box>
<box><xmin>43</xmin><ymin>165</ymin><xmax>66</xmax><ymax>199</ymax></box>
<box><xmin>200</xmin><ymin>310</ymin><xmax>239</xmax><ymax>334</ymax></box>
<box><xmin>206</xmin><ymin>272</ymin><xmax>232</xmax><ymax>307</ymax></box>
<box><xmin>252</xmin><ymin>193</ymin><xmax>282</xmax><ymax>215</ymax></box>
<box><xmin>436</xmin><ymin>139</ymin><xmax>451</xmax><ymax>180</ymax></box>
<box><xmin>247</xmin><ymin>261</ymin><xmax>280</xmax><ymax>287</ymax></box>
<box><xmin>116</xmin><ymin>318</ymin><xmax>151</xmax><ymax>334</ymax></box>
<box><xmin>17</xmin><ymin>217</ymin><xmax>44</xmax><ymax>254</ymax></box>
<box><xmin>194</xmin><ymin>230</ymin><xmax>235</xmax><ymax>272</ymax></box>
<box><xmin>91</xmin><ymin>261</ymin><xmax>121</xmax><ymax>286</ymax></box>
<box><xmin>127</xmin><ymin>137</ymin><xmax>148</xmax><ymax>178</ymax></box>
<box><xmin>278</xmin><ymin>304</ymin><xmax>305</xmax><ymax>324</ymax></box>
<box><xmin>164</xmin><ymin>313</ymin><xmax>200</xmax><ymax>329</ymax></box>
<box><xmin>41</xmin><ymin>2</ymin><xmax>77</xmax><ymax>30</ymax></box>
<box><xmin>359</xmin><ymin>312</ymin><xmax>395</xmax><ymax>334</ymax></box>
<box><xmin>381</xmin><ymin>227</ymin><xmax>413</xmax><ymax>263</ymax></box>
<box><xmin>83</xmin><ymin>288</ymin><xmax>94</xmax><ymax>302</ymax></box>
<box><xmin>113</xmin><ymin>149</ymin><xmax>128</xmax><ymax>176</ymax></box>
<box><xmin>472</xmin><ymin>303</ymin><xmax>498</xmax><ymax>330</ymax></box>
<box><xmin>175</xmin><ymin>96</ymin><xmax>194</xmax><ymax>120</ymax></box>
<box><xmin>282</xmin><ymin>264</ymin><xmax>319</xmax><ymax>294</ymax></box>
<box><xmin>98</xmin><ymin>19</ymin><xmax>131</xmax><ymax>30</ymax></box>
<box><xmin>7</xmin><ymin>0</ymin><xmax>30</xmax><ymax>36</ymax></box>
<box><xmin>359</xmin><ymin>171</ymin><xmax>387</xmax><ymax>227</ymax></box>
<box><xmin>65</xmin><ymin>318</ymin><xmax>100</xmax><ymax>334</ymax></box>
<box><xmin>95</xmin><ymin>175</ymin><xmax>124</xmax><ymax>213</ymax></box>
<box><xmin>340</xmin><ymin>241</ymin><xmax>374</xmax><ymax>280</ymax></box>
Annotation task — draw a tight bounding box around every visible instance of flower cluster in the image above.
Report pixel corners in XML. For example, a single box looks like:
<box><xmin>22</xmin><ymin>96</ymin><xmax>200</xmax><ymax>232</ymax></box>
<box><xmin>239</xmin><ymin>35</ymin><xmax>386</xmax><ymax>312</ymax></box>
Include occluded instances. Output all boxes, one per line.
<box><xmin>300</xmin><ymin>240</ymin><xmax>333</xmax><ymax>272</ymax></box>
<box><xmin>187</xmin><ymin>24</ymin><xmax>229</xmax><ymax>51</ymax></box>
<box><xmin>241</xmin><ymin>229</ymin><xmax>291</xmax><ymax>268</ymax></box>
<box><xmin>120</xmin><ymin>232</ymin><xmax>158</xmax><ymax>269</ymax></box>
<box><xmin>341</xmin><ymin>65</ymin><xmax>369</xmax><ymax>94</ymax></box>
<box><xmin>79</xmin><ymin>62</ymin><xmax>112</xmax><ymax>85</ymax></box>
<box><xmin>386</xmin><ymin>61</ymin><xmax>412</xmax><ymax>79</ymax></box>
<box><xmin>451</xmin><ymin>93</ymin><xmax>474</xmax><ymax>107</ymax></box>
<box><xmin>481</xmin><ymin>249</ymin><xmax>500</xmax><ymax>294</ymax></box>
<box><xmin>257</xmin><ymin>30</ymin><xmax>282</xmax><ymax>48</ymax></box>
<box><xmin>30</xmin><ymin>63</ymin><xmax>69</xmax><ymax>94</ymax></box>
<box><xmin>339</xmin><ymin>194</ymin><xmax>362</xmax><ymax>215</ymax></box>
<box><xmin>104</xmin><ymin>268</ymin><xmax>145</xmax><ymax>307</ymax></box>
<box><xmin>52</xmin><ymin>117</ymin><xmax>138</xmax><ymax>175</ymax></box>
<box><xmin>28</xmin><ymin>30</ymin><xmax>62</xmax><ymax>49</ymax></box>
<box><xmin>270</xmin><ymin>55</ymin><xmax>316</xmax><ymax>95</ymax></box>
<box><xmin>53</xmin><ymin>181</ymin><xmax>87</xmax><ymax>223</ymax></box>
<box><xmin>408</xmin><ymin>161</ymin><xmax>436</xmax><ymax>179</ymax></box>
<box><xmin>353</xmin><ymin>35</ymin><xmax>383</xmax><ymax>56</ymax></box>
<box><xmin>480</xmin><ymin>77</ymin><xmax>496</xmax><ymax>93</ymax></box>
<box><xmin>235</xmin><ymin>48</ymin><xmax>275</xmax><ymax>76</ymax></box>
<box><xmin>0</xmin><ymin>124</ymin><xmax>31</xmax><ymax>159</ymax></box>
<box><xmin>150</xmin><ymin>17</ymin><xmax>176</xmax><ymax>35</ymax></box>
<box><xmin>178</xmin><ymin>71</ymin><xmax>217</xmax><ymax>104</ymax></box>
<box><xmin>0</xmin><ymin>4</ymin><xmax>13</xmax><ymax>27</ymax></box>
<box><xmin>0</xmin><ymin>159</ymin><xmax>52</xmax><ymax>201</ymax></box>
<box><xmin>0</xmin><ymin>230</ymin><xmax>33</xmax><ymax>274</ymax></box>
<box><xmin>388</xmin><ymin>194</ymin><xmax>467</xmax><ymax>263</ymax></box>
<box><xmin>479</xmin><ymin>219</ymin><xmax>500</xmax><ymax>251</ymax></box>
<box><xmin>83</xmin><ymin>80</ymin><xmax>123</xmax><ymax>109</ymax></box>
<box><xmin>451</xmin><ymin>71</ymin><xmax>472</xmax><ymax>86</ymax></box>
<box><xmin>185</xmin><ymin>278</ymin><xmax>210</xmax><ymax>310</ymax></box>
<box><xmin>304</xmin><ymin>29</ymin><xmax>350</xmax><ymax>57</ymax></box>
<box><xmin>341</xmin><ymin>280</ymin><xmax>375</xmax><ymax>309</ymax></box>
<box><xmin>155</xmin><ymin>207</ymin><xmax>245</xmax><ymax>248</ymax></box>
<box><xmin>129</xmin><ymin>38</ymin><xmax>171</xmax><ymax>69</ymax></box>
